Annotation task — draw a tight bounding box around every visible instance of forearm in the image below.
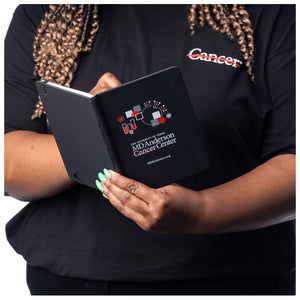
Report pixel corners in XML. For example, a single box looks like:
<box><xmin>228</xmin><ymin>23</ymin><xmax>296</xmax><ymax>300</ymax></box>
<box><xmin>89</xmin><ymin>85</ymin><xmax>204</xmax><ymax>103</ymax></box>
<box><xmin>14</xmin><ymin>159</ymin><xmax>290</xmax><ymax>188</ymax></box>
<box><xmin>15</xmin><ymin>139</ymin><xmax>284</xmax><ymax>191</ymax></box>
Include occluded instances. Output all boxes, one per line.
<box><xmin>198</xmin><ymin>154</ymin><xmax>295</xmax><ymax>234</ymax></box>
<box><xmin>5</xmin><ymin>130</ymin><xmax>75</xmax><ymax>201</ymax></box>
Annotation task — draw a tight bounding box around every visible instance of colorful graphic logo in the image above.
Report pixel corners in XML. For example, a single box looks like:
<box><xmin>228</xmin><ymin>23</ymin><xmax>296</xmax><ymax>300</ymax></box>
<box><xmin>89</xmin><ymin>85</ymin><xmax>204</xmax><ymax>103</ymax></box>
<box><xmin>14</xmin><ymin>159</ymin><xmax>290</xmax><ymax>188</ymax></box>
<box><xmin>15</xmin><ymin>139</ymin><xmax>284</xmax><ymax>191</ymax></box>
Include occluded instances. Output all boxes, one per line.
<box><xmin>117</xmin><ymin>100</ymin><xmax>172</xmax><ymax>135</ymax></box>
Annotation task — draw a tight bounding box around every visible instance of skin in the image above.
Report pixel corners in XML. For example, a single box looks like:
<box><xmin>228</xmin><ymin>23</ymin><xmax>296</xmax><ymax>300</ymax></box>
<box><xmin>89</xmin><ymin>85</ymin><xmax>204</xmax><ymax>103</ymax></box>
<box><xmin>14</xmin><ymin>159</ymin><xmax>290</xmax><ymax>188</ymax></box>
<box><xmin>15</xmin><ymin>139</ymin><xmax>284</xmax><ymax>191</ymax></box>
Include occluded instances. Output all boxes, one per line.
<box><xmin>5</xmin><ymin>73</ymin><xmax>295</xmax><ymax>234</ymax></box>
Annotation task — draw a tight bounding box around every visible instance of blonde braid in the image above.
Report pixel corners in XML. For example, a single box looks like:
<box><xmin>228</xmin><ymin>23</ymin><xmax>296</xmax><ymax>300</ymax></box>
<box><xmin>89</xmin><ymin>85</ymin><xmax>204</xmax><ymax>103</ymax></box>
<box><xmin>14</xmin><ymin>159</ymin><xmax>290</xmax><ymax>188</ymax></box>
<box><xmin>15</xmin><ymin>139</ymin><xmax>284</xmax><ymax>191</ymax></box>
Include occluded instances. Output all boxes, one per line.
<box><xmin>189</xmin><ymin>4</ymin><xmax>255</xmax><ymax>81</ymax></box>
<box><xmin>198</xmin><ymin>4</ymin><xmax>205</xmax><ymax>28</ymax></box>
<box><xmin>188</xmin><ymin>4</ymin><xmax>198</xmax><ymax>32</ymax></box>
<box><xmin>215</xmin><ymin>4</ymin><xmax>233</xmax><ymax>39</ymax></box>
<box><xmin>234</xmin><ymin>5</ymin><xmax>255</xmax><ymax>81</ymax></box>
<box><xmin>32</xmin><ymin>4</ymin><xmax>99</xmax><ymax>119</ymax></box>
<box><xmin>203</xmin><ymin>4</ymin><xmax>219</xmax><ymax>32</ymax></box>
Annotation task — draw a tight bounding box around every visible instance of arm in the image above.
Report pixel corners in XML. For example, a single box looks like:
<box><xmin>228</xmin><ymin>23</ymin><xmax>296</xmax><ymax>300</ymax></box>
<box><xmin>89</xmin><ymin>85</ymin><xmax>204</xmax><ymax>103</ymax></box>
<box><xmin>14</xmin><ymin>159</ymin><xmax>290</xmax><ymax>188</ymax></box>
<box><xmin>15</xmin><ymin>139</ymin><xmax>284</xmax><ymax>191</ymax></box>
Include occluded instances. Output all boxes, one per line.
<box><xmin>5</xmin><ymin>130</ymin><xmax>74</xmax><ymax>201</ymax></box>
<box><xmin>5</xmin><ymin>73</ymin><xmax>121</xmax><ymax>201</ymax></box>
<box><xmin>197</xmin><ymin>153</ymin><xmax>295</xmax><ymax>233</ymax></box>
<box><xmin>99</xmin><ymin>153</ymin><xmax>295</xmax><ymax>234</ymax></box>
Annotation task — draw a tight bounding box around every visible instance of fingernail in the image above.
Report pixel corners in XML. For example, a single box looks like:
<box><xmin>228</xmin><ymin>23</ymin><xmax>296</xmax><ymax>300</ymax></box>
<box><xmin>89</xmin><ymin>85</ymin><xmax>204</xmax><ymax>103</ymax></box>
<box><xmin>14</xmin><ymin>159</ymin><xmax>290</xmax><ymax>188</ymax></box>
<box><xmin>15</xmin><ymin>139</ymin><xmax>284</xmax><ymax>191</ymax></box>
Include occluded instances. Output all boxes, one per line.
<box><xmin>98</xmin><ymin>172</ymin><xmax>106</xmax><ymax>183</ymax></box>
<box><xmin>102</xmin><ymin>193</ymin><xmax>109</xmax><ymax>199</ymax></box>
<box><xmin>95</xmin><ymin>179</ymin><xmax>103</xmax><ymax>192</ymax></box>
<box><xmin>103</xmin><ymin>168</ymin><xmax>111</xmax><ymax>179</ymax></box>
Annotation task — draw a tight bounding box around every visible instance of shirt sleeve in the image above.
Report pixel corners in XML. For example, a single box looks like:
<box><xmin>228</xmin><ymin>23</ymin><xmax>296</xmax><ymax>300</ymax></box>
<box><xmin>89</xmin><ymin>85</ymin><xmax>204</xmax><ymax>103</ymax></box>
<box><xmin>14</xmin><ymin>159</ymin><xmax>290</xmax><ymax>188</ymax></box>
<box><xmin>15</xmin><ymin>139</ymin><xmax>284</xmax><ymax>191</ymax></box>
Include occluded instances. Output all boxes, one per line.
<box><xmin>5</xmin><ymin>5</ymin><xmax>49</xmax><ymax>134</ymax></box>
<box><xmin>259</xmin><ymin>5</ymin><xmax>295</xmax><ymax>163</ymax></box>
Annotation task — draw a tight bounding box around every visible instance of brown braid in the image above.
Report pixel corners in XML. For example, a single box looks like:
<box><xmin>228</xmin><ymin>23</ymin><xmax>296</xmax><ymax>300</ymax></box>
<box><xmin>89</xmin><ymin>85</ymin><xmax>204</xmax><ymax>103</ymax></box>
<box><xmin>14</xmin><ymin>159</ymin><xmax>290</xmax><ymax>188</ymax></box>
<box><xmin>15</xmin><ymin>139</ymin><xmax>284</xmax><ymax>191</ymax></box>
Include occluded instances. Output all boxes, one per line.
<box><xmin>32</xmin><ymin>4</ymin><xmax>255</xmax><ymax>119</ymax></box>
<box><xmin>189</xmin><ymin>4</ymin><xmax>255</xmax><ymax>81</ymax></box>
<box><xmin>32</xmin><ymin>4</ymin><xmax>99</xmax><ymax>119</ymax></box>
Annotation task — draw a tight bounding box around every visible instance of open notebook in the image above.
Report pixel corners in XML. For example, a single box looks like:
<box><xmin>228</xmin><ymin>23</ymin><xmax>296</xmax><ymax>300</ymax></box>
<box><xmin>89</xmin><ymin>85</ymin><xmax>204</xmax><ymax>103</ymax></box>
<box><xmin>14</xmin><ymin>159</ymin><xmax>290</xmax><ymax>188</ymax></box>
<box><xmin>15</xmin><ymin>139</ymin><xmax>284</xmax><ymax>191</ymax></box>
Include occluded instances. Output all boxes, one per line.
<box><xmin>36</xmin><ymin>66</ymin><xmax>209</xmax><ymax>189</ymax></box>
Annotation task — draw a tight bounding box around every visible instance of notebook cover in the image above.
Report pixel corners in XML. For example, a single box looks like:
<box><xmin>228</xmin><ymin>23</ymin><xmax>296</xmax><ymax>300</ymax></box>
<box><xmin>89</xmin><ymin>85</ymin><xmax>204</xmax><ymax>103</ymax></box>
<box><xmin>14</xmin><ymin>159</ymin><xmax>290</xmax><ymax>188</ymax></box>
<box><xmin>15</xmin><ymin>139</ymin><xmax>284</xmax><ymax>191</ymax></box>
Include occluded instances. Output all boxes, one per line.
<box><xmin>36</xmin><ymin>81</ymin><xmax>117</xmax><ymax>188</ymax></box>
<box><xmin>93</xmin><ymin>66</ymin><xmax>209</xmax><ymax>187</ymax></box>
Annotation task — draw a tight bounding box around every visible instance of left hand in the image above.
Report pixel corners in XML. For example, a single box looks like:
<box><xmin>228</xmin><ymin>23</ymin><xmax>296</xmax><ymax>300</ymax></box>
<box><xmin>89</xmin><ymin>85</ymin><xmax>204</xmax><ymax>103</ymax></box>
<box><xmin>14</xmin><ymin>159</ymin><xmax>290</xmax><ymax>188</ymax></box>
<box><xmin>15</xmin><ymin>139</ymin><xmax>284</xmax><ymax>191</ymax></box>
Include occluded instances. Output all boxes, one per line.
<box><xmin>97</xmin><ymin>170</ymin><xmax>203</xmax><ymax>234</ymax></box>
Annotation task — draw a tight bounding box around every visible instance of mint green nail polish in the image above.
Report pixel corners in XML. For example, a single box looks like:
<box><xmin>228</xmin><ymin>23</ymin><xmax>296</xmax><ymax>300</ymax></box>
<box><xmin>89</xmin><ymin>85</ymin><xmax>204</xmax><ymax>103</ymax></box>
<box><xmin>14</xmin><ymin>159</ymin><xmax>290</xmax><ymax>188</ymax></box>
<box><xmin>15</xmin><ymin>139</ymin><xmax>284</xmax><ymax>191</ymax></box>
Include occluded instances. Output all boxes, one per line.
<box><xmin>95</xmin><ymin>179</ymin><xmax>103</xmax><ymax>192</ymax></box>
<box><xmin>98</xmin><ymin>172</ymin><xmax>106</xmax><ymax>183</ymax></box>
<box><xmin>102</xmin><ymin>193</ymin><xmax>109</xmax><ymax>200</ymax></box>
<box><xmin>103</xmin><ymin>168</ymin><xmax>111</xmax><ymax>179</ymax></box>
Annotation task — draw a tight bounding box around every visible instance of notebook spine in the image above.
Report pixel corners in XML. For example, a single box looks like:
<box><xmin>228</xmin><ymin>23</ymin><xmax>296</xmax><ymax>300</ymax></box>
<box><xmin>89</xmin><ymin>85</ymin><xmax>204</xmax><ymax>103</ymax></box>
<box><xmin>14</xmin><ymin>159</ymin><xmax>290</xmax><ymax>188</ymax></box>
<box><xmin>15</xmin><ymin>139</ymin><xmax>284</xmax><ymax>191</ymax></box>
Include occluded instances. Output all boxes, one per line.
<box><xmin>89</xmin><ymin>99</ymin><xmax>122</xmax><ymax>173</ymax></box>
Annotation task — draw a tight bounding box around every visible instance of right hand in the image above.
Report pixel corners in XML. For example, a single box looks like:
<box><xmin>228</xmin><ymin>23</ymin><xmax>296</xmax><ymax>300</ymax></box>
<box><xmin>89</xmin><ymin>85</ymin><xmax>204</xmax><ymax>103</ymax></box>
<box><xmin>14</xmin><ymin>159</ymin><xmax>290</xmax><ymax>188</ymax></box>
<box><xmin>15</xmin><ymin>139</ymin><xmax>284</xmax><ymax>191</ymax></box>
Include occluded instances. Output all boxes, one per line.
<box><xmin>89</xmin><ymin>72</ymin><xmax>121</xmax><ymax>95</ymax></box>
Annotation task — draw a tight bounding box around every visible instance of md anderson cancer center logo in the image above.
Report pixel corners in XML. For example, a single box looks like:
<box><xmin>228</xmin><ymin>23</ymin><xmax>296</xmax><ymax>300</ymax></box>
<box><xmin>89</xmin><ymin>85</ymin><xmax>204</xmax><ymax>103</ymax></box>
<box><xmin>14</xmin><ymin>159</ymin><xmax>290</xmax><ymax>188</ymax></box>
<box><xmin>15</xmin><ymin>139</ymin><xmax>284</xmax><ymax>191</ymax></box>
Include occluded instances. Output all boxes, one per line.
<box><xmin>117</xmin><ymin>100</ymin><xmax>171</xmax><ymax>135</ymax></box>
<box><xmin>116</xmin><ymin>100</ymin><xmax>176</xmax><ymax>159</ymax></box>
<box><xmin>187</xmin><ymin>47</ymin><xmax>242</xmax><ymax>68</ymax></box>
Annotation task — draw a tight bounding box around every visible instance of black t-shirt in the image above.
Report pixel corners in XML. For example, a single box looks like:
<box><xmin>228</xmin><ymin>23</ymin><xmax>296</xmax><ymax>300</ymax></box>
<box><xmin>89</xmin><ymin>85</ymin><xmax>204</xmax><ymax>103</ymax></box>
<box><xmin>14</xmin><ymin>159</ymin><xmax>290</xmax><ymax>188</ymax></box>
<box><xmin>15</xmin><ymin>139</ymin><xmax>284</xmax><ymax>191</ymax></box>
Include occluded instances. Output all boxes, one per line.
<box><xmin>5</xmin><ymin>4</ymin><xmax>295</xmax><ymax>281</ymax></box>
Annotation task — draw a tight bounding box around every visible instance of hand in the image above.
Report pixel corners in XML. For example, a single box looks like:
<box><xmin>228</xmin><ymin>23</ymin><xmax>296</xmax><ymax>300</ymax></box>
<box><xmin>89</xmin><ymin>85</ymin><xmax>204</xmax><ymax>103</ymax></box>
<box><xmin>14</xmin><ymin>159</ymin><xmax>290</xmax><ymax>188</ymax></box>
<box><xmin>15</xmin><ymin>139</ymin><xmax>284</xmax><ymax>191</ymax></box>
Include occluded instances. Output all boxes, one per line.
<box><xmin>96</xmin><ymin>170</ymin><xmax>203</xmax><ymax>234</ymax></box>
<box><xmin>89</xmin><ymin>72</ymin><xmax>121</xmax><ymax>95</ymax></box>
<box><xmin>95</xmin><ymin>155</ymin><xmax>295</xmax><ymax>235</ymax></box>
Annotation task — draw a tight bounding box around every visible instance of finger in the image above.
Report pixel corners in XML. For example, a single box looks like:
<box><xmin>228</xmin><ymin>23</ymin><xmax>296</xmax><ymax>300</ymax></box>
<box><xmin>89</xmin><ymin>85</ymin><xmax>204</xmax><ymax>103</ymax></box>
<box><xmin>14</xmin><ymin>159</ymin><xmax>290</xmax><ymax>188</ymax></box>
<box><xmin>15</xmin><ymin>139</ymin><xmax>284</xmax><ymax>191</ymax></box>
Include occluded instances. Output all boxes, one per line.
<box><xmin>103</xmin><ymin>178</ymin><xmax>150</xmax><ymax>215</ymax></box>
<box><xmin>108</xmin><ymin>170</ymin><xmax>155</xmax><ymax>203</ymax></box>
<box><xmin>89</xmin><ymin>72</ymin><xmax>121</xmax><ymax>96</ymax></box>
<box><xmin>105</xmin><ymin>187</ymin><xmax>147</xmax><ymax>228</ymax></box>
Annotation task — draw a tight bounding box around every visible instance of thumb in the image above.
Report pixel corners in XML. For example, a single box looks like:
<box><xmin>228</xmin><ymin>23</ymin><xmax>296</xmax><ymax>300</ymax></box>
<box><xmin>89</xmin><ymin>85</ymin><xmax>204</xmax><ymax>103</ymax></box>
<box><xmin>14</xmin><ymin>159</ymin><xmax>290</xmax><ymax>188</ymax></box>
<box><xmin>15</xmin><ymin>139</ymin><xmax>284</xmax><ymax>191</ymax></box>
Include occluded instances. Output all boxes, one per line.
<box><xmin>89</xmin><ymin>72</ymin><xmax>122</xmax><ymax>95</ymax></box>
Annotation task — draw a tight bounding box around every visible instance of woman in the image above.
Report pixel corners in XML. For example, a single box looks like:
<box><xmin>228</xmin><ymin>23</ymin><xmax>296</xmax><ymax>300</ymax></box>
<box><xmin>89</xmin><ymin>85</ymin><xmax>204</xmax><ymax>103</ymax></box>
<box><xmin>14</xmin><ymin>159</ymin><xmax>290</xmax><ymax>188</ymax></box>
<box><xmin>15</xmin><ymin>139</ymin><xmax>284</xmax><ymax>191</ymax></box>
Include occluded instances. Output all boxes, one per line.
<box><xmin>5</xmin><ymin>4</ymin><xmax>295</xmax><ymax>295</ymax></box>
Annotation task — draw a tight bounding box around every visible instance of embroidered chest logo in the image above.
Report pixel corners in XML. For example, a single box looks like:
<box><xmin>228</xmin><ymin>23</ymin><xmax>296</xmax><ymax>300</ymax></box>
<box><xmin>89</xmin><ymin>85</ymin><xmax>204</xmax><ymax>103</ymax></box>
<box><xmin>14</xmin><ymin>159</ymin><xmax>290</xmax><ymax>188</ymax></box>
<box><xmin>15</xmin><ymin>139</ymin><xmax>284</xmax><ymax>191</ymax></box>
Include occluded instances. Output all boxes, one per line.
<box><xmin>187</xmin><ymin>48</ymin><xmax>242</xmax><ymax>68</ymax></box>
<box><xmin>117</xmin><ymin>100</ymin><xmax>172</xmax><ymax>135</ymax></box>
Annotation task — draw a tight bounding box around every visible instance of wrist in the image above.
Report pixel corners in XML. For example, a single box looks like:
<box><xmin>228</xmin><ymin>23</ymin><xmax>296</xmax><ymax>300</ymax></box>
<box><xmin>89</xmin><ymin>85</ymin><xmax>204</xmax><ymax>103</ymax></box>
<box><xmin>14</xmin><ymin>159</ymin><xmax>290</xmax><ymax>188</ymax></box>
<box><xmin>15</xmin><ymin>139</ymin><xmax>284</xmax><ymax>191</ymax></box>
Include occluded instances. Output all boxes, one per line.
<box><xmin>190</xmin><ymin>188</ymin><xmax>219</xmax><ymax>235</ymax></box>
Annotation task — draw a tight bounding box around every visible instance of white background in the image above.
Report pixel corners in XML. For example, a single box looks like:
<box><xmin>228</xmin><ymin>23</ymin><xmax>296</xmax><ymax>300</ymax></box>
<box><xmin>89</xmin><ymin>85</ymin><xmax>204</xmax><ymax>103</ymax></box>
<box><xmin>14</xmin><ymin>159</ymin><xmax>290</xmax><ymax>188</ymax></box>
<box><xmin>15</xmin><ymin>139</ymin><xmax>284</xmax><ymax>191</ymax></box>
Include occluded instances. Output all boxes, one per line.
<box><xmin>1</xmin><ymin>1</ymin><xmax>298</xmax><ymax>299</ymax></box>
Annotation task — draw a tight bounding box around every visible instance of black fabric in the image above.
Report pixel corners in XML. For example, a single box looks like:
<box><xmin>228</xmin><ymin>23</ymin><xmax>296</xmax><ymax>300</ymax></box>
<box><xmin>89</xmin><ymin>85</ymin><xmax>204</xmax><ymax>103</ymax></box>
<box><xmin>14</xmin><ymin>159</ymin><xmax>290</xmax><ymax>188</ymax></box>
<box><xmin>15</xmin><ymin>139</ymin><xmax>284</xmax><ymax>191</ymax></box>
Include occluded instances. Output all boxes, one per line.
<box><xmin>5</xmin><ymin>4</ymin><xmax>295</xmax><ymax>288</ymax></box>
<box><xmin>26</xmin><ymin>264</ymin><xmax>295</xmax><ymax>295</ymax></box>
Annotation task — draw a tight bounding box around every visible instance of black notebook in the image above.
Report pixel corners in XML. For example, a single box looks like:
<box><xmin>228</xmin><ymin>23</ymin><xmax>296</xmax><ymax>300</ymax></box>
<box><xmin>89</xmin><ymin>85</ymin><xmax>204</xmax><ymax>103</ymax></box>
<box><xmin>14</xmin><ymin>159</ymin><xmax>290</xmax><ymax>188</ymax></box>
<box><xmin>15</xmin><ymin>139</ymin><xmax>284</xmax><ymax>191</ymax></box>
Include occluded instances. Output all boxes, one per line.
<box><xmin>36</xmin><ymin>66</ymin><xmax>209</xmax><ymax>189</ymax></box>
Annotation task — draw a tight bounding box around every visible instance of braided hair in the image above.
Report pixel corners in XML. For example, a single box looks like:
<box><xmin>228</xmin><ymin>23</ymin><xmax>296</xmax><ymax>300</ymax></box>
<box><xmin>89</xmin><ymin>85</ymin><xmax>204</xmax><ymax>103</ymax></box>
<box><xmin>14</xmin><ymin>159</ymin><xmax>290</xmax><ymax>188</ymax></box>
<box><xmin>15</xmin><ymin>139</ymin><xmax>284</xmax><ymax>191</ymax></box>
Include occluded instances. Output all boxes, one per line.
<box><xmin>32</xmin><ymin>4</ymin><xmax>99</xmax><ymax>119</ymax></box>
<box><xmin>32</xmin><ymin>4</ymin><xmax>255</xmax><ymax>119</ymax></box>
